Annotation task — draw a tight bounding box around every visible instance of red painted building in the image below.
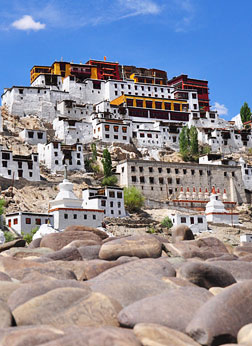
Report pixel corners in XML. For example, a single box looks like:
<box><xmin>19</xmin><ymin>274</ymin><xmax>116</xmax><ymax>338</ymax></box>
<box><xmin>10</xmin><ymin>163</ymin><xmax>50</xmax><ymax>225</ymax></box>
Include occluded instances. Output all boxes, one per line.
<box><xmin>86</xmin><ymin>60</ymin><xmax>121</xmax><ymax>81</ymax></box>
<box><xmin>168</xmin><ymin>74</ymin><xmax>210</xmax><ymax>112</ymax></box>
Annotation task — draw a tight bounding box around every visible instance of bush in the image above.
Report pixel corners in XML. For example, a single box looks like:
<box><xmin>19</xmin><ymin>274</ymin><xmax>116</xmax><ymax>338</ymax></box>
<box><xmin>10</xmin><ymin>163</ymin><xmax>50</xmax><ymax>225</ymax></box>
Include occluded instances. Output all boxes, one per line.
<box><xmin>124</xmin><ymin>186</ymin><xmax>145</xmax><ymax>213</ymax></box>
<box><xmin>3</xmin><ymin>231</ymin><xmax>15</xmax><ymax>243</ymax></box>
<box><xmin>101</xmin><ymin>175</ymin><xmax>118</xmax><ymax>186</ymax></box>
<box><xmin>22</xmin><ymin>226</ymin><xmax>39</xmax><ymax>244</ymax></box>
<box><xmin>161</xmin><ymin>216</ymin><xmax>173</xmax><ymax>229</ymax></box>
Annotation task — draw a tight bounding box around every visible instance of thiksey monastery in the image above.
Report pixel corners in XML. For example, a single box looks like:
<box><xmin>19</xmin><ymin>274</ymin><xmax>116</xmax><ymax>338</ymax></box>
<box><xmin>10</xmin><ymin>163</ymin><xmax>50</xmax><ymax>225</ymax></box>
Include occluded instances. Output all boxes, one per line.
<box><xmin>0</xmin><ymin>58</ymin><xmax>251</xmax><ymax>234</ymax></box>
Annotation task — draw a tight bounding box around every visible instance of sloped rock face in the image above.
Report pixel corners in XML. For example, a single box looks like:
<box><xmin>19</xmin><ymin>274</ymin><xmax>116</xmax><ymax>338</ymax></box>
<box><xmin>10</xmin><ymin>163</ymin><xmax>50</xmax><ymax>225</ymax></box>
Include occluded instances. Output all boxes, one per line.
<box><xmin>0</xmin><ymin>233</ymin><xmax>252</xmax><ymax>345</ymax></box>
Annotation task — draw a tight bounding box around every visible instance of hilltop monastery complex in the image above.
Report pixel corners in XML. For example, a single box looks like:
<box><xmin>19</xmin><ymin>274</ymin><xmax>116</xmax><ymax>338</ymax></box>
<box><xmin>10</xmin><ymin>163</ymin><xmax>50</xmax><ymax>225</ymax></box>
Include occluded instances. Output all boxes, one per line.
<box><xmin>0</xmin><ymin>58</ymin><xmax>252</xmax><ymax>233</ymax></box>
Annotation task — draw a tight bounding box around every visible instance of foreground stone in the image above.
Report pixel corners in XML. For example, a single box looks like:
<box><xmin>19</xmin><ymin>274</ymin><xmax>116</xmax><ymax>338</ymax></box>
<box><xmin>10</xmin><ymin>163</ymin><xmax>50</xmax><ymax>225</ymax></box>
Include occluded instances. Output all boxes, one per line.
<box><xmin>177</xmin><ymin>262</ymin><xmax>236</xmax><ymax>289</ymax></box>
<box><xmin>0</xmin><ymin>239</ymin><xmax>26</xmax><ymax>253</ymax></box>
<box><xmin>186</xmin><ymin>280</ymin><xmax>252</xmax><ymax>345</ymax></box>
<box><xmin>36</xmin><ymin>326</ymin><xmax>141</xmax><ymax>346</ymax></box>
<box><xmin>237</xmin><ymin>323</ymin><xmax>252</xmax><ymax>345</ymax></box>
<box><xmin>0</xmin><ymin>325</ymin><xmax>64</xmax><ymax>346</ymax></box>
<box><xmin>98</xmin><ymin>235</ymin><xmax>162</xmax><ymax>260</ymax></box>
<box><xmin>134</xmin><ymin>323</ymin><xmax>200</xmax><ymax>346</ymax></box>
<box><xmin>64</xmin><ymin>225</ymin><xmax>108</xmax><ymax>240</ymax></box>
<box><xmin>172</xmin><ymin>225</ymin><xmax>194</xmax><ymax>243</ymax></box>
<box><xmin>118</xmin><ymin>287</ymin><xmax>212</xmax><ymax>332</ymax></box>
<box><xmin>12</xmin><ymin>288</ymin><xmax>121</xmax><ymax>328</ymax></box>
<box><xmin>0</xmin><ymin>301</ymin><xmax>15</xmax><ymax>328</ymax></box>
<box><xmin>208</xmin><ymin>260</ymin><xmax>252</xmax><ymax>281</ymax></box>
<box><xmin>164</xmin><ymin>237</ymin><xmax>229</xmax><ymax>259</ymax></box>
<box><xmin>89</xmin><ymin>258</ymin><xmax>176</xmax><ymax>307</ymax></box>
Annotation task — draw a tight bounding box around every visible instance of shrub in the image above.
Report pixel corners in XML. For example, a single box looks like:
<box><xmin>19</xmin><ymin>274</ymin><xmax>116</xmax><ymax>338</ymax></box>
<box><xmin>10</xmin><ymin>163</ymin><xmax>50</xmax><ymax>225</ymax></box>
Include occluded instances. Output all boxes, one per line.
<box><xmin>22</xmin><ymin>226</ymin><xmax>39</xmax><ymax>244</ymax></box>
<box><xmin>161</xmin><ymin>216</ymin><xmax>173</xmax><ymax>229</ymax></box>
<box><xmin>3</xmin><ymin>231</ymin><xmax>15</xmax><ymax>243</ymax></box>
<box><xmin>124</xmin><ymin>186</ymin><xmax>145</xmax><ymax>213</ymax></box>
<box><xmin>101</xmin><ymin>175</ymin><xmax>118</xmax><ymax>186</ymax></box>
<box><xmin>102</xmin><ymin>148</ymin><xmax>112</xmax><ymax>177</ymax></box>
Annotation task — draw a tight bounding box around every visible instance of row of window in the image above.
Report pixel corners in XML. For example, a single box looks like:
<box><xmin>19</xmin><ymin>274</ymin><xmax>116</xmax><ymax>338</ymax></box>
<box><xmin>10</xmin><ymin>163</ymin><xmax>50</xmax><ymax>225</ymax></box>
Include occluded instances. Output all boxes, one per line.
<box><xmin>129</xmin><ymin>166</ymin><xmax>235</xmax><ymax>177</ymax></box>
<box><xmin>131</xmin><ymin>176</ymin><xmax>181</xmax><ymax>184</ymax></box>
<box><xmin>64</xmin><ymin>214</ymin><xmax>97</xmax><ymax>220</ymax></box>
<box><xmin>104</xmin><ymin>125</ymin><xmax>128</xmax><ymax>133</ymax></box>
<box><xmin>9</xmin><ymin>217</ymin><xmax>49</xmax><ymax>226</ymax></box>
<box><xmin>114</xmin><ymin>83</ymin><xmax>170</xmax><ymax>93</ymax></box>
<box><xmin>100</xmin><ymin>200</ymin><xmax>121</xmax><ymax>208</ymax></box>
<box><xmin>104</xmin><ymin>134</ymin><xmax>127</xmax><ymax>141</ymax></box>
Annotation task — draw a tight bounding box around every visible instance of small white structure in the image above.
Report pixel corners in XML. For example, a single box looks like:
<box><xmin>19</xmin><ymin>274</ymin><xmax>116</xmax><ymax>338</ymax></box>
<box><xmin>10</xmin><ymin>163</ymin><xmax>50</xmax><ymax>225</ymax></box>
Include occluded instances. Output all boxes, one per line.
<box><xmin>20</xmin><ymin>129</ymin><xmax>47</xmax><ymax>145</ymax></box>
<box><xmin>38</xmin><ymin>141</ymin><xmax>85</xmax><ymax>172</ymax></box>
<box><xmin>5</xmin><ymin>212</ymin><xmax>53</xmax><ymax>235</ymax></box>
<box><xmin>33</xmin><ymin>223</ymin><xmax>59</xmax><ymax>240</ymax></box>
<box><xmin>0</xmin><ymin>146</ymin><xmax>40</xmax><ymax>181</ymax></box>
<box><xmin>82</xmin><ymin>186</ymin><xmax>126</xmax><ymax>218</ymax></box>
<box><xmin>49</xmin><ymin>172</ymin><xmax>104</xmax><ymax>230</ymax></box>
<box><xmin>205</xmin><ymin>187</ymin><xmax>239</xmax><ymax>225</ymax></box>
<box><xmin>169</xmin><ymin>212</ymin><xmax>207</xmax><ymax>234</ymax></box>
<box><xmin>93</xmin><ymin>119</ymin><xmax>131</xmax><ymax>144</ymax></box>
<box><xmin>240</xmin><ymin>234</ymin><xmax>252</xmax><ymax>244</ymax></box>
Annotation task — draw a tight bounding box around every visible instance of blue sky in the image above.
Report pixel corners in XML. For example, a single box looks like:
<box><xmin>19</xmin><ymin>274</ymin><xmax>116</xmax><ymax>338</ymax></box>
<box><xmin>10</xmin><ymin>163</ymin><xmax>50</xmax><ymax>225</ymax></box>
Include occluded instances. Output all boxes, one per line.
<box><xmin>0</xmin><ymin>0</ymin><xmax>251</xmax><ymax>119</ymax></box>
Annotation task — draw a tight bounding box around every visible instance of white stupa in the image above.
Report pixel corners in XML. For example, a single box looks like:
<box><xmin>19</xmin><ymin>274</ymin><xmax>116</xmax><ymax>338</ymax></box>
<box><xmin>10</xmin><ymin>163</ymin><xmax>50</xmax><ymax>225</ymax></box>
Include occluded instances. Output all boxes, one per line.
<box><xmin>205</xmin><ymin>187</ymin><xmax>239</xmax><ymax>225</ymax></box>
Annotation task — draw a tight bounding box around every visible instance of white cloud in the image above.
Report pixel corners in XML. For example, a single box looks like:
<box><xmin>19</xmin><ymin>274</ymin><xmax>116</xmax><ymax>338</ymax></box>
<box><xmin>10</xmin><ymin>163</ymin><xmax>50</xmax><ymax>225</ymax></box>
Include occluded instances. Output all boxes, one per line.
<box><xmin>12</xmin><ymin>15</ymin><xmax>45</xmax><ymax>31</ymax></box>
<box><xmin>119</xmin><ymin>0</ymin><xmax>160</xmax><ymax>18</ymax></box>
<box><xmin>213</xmin><ymin>102</ymin><xmax>228</xmax><ymax>116</ymax></box>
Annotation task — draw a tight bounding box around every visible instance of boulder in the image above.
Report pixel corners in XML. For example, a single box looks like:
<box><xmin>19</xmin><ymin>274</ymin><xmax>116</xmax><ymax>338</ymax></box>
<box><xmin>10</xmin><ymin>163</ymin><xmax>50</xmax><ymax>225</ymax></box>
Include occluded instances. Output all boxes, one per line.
<box><xmin>35</xmin><ymin>326</ymin><xmax>141</xmax><ymax>346</ymax></box>
<box><xmin>64</xmin><ymin>239</ymin><xmax>100</xmax><ymax>248</ymax></box>
<box><xmin>82</xmin><ymin>256</ymin><xmax>139</xmax><ymax>280</ymax></box>
<box><xmin>98</xmin><ymin>234</ymin><xmax>162</xmax><ymax>260</ymax></box>
<box><xmin>12</xmin><ymin>288</ymin><xmax>121</xmax><ymax>328</ymax></box>
<box><xmin>64</xmin><ymin>225</ymin><xmax>108</xmax><ymax>239</ymax></box>
<box><xmin>172</xmin><ymin>225</ymin><xmax>194</xmax><ymax>243</ymax></box>
<box><xmin>134</xmin><ymin>323</ymin><xmax>200</xmax><ymax>346</ymax></box>
<box><xmin>43</xmin><ymin>247</ymin><xmax>83</xmax><ymax>261</ymax></box>
<box><xmin>0</xmin><ymin>281</ymin><xmax>22</xmax><ymax>303</ymax></box>
<box><xmin>89</xmin><ymin>258</ymin><xmax>176</xmax><ymax>307</ymax></box>
<box><xmin>40</xmin><ymin>231</ymin><xmax>102</xmax><ymax>251</ymax></box>
<box><xmin>0</xmin><ymin>271</ymin><xmax>12</xmax><ymax>281</ymax></box>
<box><xmin>0</xmin><ymin>325</ymin><xmax>64</xmax><ymax>346</ymax></box>
<box><xmin>177</xmin><ymin>262</ymin><xmax>236</xmax><ymax>289</ymax></box>
<box><xmin>78</xmin><ymin>245</ymin><xmax>101</xmax><ymax>260</ymax></box>
<box><xmin>1</xmin><ymin>247</ymin><xmax>53</xmax><ymax>259</ymax></box>
<box><xmin>118</xmin><ymin>287</ymin><xmax>212</xmax><ymax>332</ymax></box>
<box><xmin>28</xmin><ymin>237</ymin><xmax>42</xmax><ymax>248</ymax></box>
<box><xmin>8</xmin><ymin>279</ymin><xmax>89</xmax><ymax>311</ymax></box>
<box><xmin>0</xmin><ymin>301</ymin><xmax>15</xmax><ymax>328</ymax></box>
<box><xmin>209</xmin><ymin>260</ymin><xmax>252</xmax><ymax>281</ymax></box>
<box><xmin>164</xmin><ymin>237</ymin><xmax>229</xmax><ymax>259</ymax></box>
<box><xmin>237</xmin><ymin>323</ymin><xmax>252</xmax><ymax>345</ymax></box>
<box><xmin>0</xmin><ymin>239</ymin><xmax>26</xmax><ymax>253</ymax></box>
<box><xmin>7</xmin><ymin>266</ymin><xmax>77</xmax><ymax>281</ymax></box>
<box><xmin>186</xmin><ymin>280</ymin><xmax>252</xmax><ymax>345</ymax></box>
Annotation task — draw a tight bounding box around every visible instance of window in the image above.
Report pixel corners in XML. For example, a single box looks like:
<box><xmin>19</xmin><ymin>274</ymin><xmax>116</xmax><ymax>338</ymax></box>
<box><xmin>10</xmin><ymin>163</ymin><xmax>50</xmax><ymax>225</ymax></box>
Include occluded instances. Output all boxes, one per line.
<box><xmin>176</xmin><ymin>178</ymin><xmax>180</xmax><ymax>184</ymax></box>
<box><xmin>101</xmin><ymin>200</ymin><xmax>106</xmax><ymax>207</ymax></box>
<box><xmin>122</xmin><ymin>127</ymin><xmax>127</xmax><ymax>133</ymax></box>
<box><xmin>126</xmin><ymin>99</ymin><xmax>133</xmax><ymax>107</ymax></box>
<box><xmin>207</xmin><ymin>170</ymin><xmax>211</xmax><ymax>176</ymax></box>
<box><xmin>183</xmin><ymin>169</ymin><xmax>187</xmax><ymax>174</ymax></box>
<box><xmin>117</xmin><ymin>192</ymin><xmax>123</xmax><ymax>199</ymax></box>
<box><xmin>140</xmin><ymin>176</ymin><xmax>145</xmax><ymax>183</ymax></box>
<box><xmin>149</xmin><ymin>177</ymin><xmax>154</xmax><ymax>184</ymax></box>
<box><xmin>54</xmin><ymin>152</ymin><xmax>58</xmax><ymax>157</ymax></box>
<box><xmin>114</xmin><ymin>83</ymin><xmax>117</xmax><ymax>88</ymax></box>
<box><xmin>2</xmin><ymin>153</ymin><xmax>10</xmax><ymax>160</ymax></box>
<box><xmin>114</xmin><ymin>135</ymin><xmax>118</xmax><ymax>140</ymax></box>
<box><xmin>131</xmin><ymin>176</ymin><xmax>137</xmax><ymax>182</ymax></box>
<box><xmin>175</xmin><ymin>169</ymin><xmax>179</xmax><ymax>174</ymax></box>
<box><xmin>168</xmin><ymin>178</ymin><xmax>172</xmax><ymax>184</ymax></box>
<box><xmin>147</xmin><ymin>133</ymin><xmax>152</xmax><ymax>138</ymax></box>
<box><xmin>174</xmin><ymin>103</ymin><xmax>180</xmax><ymax>111</ymax></box>
<box><xmin>224</xmin><ymin>172</ymin><xmax>227</xmax><ymax>177</ymax></box>
<box><xmin>181</xmin><ymin>217</ymin><xmax>186</xmax><ymax>223</ymax></box>
<box><xmin>53</xmin><ymin>143</ymin><xmax>59</xmax><ymax>149</ymax></box>
<box><xmin>146</xmin><ymin>101</ymin><xmax>152</xmax><ymax>108</ymax></box>
<box><xmin>191</xmin><ymin>170</ymin><xmax>195</xmax><ymax>175</ymax></box>
<box><xmin>198</xmin><ymin>217</ymin><xmax>203</xmax><ymax>224</ymax></box>
<box><xmin>139</xmin><ymin>166</ymin><xmax>143</xmax><ymax>172</ymax></box>
<box><xmin>73</xmin><ymin>214</ymin><xmax>77</xmax><ymax>219</ymax></box>
<box><xmin>8</xmin><ymin>170</ymin><xmax>11</xmax><ymax>176</ymax></box>
<box><xmin>155</xmin><ymin>102</ymin><xmax>162</xmax><ymax>109</ymax></box>
<box><xmin>232</xmin><ymin>172</ymin><xmax>235</xmax><ymax>177</ymax></box>
<box><xmin>131</xmin><ymin>166</ymin><xmax>136</xmax><ymax>172</ymax></box>
<box><xmin>55</xmin><ymin>160</ymin><xmax>58</xmax><ymax>165</ymax></box>
<box><xmin>123</xmin><ymin>136</ymin><xmax>127</xmax><ymax>140</ymax></box>
<box><xmin>109</xmin><ymin>191</ymin><xmax>115</xmax><ymax>198</ymax></box>
<box><xmin>140</xmin><ymin>133</ymin><xmax>144</xmax><ymax>138</ymax></box>
<box><xmin>64</xmin><ymin>214</ymin><xmax>68</xmax><ymax>219</ymax></box>
<box><xmin>14</xmin><ymin>218</ymin><xmax>18</xmax><ymax>225</ymax></box>
<box><xmin>167</xmin><ymin>168</ymin><xmax>170</xmax><ymax>174</ymax></box>
<box><xmin>193</xmin><ymin>104</ymin><xmax>197</xmax><ymax>110</ymax></box>
<box><xmin>26</xmin><ymin>218</ymin><xmax>31</xmax><ymax>224</ymax></box>
<box><xmin>165</xmin><ymin>102</ymin><xmax>171</xmax><ymax>110</ymax></box>
<box><xmin>18</xmin><ymin>162</ymin><xmax>22</xmax><ymax>169</ymax></box>
<box><xmin>159</xmin><ymin>177</ymin><xmax>164</xmax><ymax>184</ymax></box>
<box><xmin>35</xmin><ymin>218</ymin><xmax>41</xmax><ymax>225</ymax></box>
<box><xmin>158</xmin><ymin>167</ymin><xmax>162</xmax><ymax>173</ymax></box>
<box><xmin>149</xmin><ymin>167</ymin><xmax>153</xmax><ymax>173</ymax></box>
<box><xmin>93</xmin><ymin>215</ymin><xmax>96</xmax><ymax>220</ymax></box>
<box><xmin>29</xmin><ymin>172</ymin><xmax>33</xmax><ymax>178</ymax></box>
<box><xmin>105</xmin><ymin>134</ymin><xmax>110</xmax><ymax>139</ymax></box>
<box><xmin>84</xmin><ymin>214</ymin><xmax>87</xmax><ymax>220</ymax></box>
<box><xmin>105</xmin><ymin>125</ymin><xmax>110</xmax><ymax>131</ymax></box>
<box><xmin>136</xmin><ymin>100</ymin><xmax>143</xmax><ymax>107</ymax></box>
<box><xmin>19</xmin><ymin>89</ymin><xmax>23</xmax><ymax>94</ymax></box>
<box><xmin>192</xmin><ymin>93</ymin><xmax>197</xmax><ymax>99</ymax></box>
<box><xmin>199</xmin><ymin>170</ymin><xmax>203</xmax><ymax>176</ymax></box>
<box><xmin>2</xmin><ymin>161</ymin><xmax>7</xmax><ymax>168</ymax></box>
<box><xmin>28</xmin><ymin>132</ymin><xmax>34</xmax><ymax>139</ymax></box>
<box><xmin>114</xmin><ymin>126</ymin><xmax>119</xmax><ymax>132</ymax></box>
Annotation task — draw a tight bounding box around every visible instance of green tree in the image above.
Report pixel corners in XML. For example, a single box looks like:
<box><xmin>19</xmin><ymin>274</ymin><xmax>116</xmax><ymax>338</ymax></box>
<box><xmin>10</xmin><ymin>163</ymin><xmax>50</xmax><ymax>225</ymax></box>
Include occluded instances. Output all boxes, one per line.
<box><xmin>102</xmin><ymin>148</ymin><xmax>112</xmax><ymax>177</ymax></box>
<box><xmin>0</xmin><ymin>199</ymin><xmax>5</xmax><ymax>216</ymax></box>
<box><xmin>101</xmin><ymin>175</ymin><xmax>118</xmax><ymax>186</ymax></box>
<box><xmin>240</xmin><ymin>102</ymin><xmax>252</xmax><ymax>124</ymax></box>
<box><xmin>91</xmin><ymin>142</ymin><xmax>97</xmax><ymax>162</ymax></box>
<box><xmin>179</xmin><ymin>126</ymin><xmax>190</xmax><ymax>156</ymax></box>
<box><xmin>189</xmin><ymin>126</ymin><xmax>199</xmax><ymax>155</ymax></box>
<box><xmin>124</xmin><ymin>186</ymin><xmax>145</xmax><ymax>213</ymax></box>
<box><xmin>161</xmin><ymin>216</ymin><xmax>173</xmax><ymax>229</ymax></box>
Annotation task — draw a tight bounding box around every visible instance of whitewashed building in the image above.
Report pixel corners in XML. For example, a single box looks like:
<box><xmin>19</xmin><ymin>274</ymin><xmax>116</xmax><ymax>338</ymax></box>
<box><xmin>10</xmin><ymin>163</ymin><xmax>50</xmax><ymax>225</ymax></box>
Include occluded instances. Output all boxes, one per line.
<box><xmin>53</xmin><ymin>116</ymin><xmax>93</xmax><ymax>145</ymax></box>
<box><xmin>0</xmin><ymin>146</ymin><xmax>40</xmax><ymax>181</ymax></box>
<box><xmin>6</xmin><ymin>212</ymin><xmax>53</xmax><ymax>235</ymax></box>
<box><xmin>169</xmin><ymin>212</ymin><xmax>207</xmax><ymax>234</ymax></box>
<box><xmin>239</xmin><ymin>157</ymin><xmax>252</xmax><ymax>191</ymax></box>
<box><xmin>240</xmin><ymin>234</ymin><xmax>252</xmax><ymax>243</ymax></box>
<box><xmin>49</xmin><ymin>177</ymin><xmax>104</xmax><ymax>230</ymax></box>
<box><xmin>93</xmin><ymin>119</ymin><xmax>131</xmax><ymax>144</ymax></box>
<box><xmin>38</xmin><ymin>141</ymin><xmax>85</xmax><ymax>172</ymax></box>
<box><xmin>82</xmin><ymin>186</ymin><xmax>126</xmax><ymax>218</ymax></box>
<box><xmin>19</xmin><ymin>129</ymin><xmax>47</xmax><ymax>145</ymax></box>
